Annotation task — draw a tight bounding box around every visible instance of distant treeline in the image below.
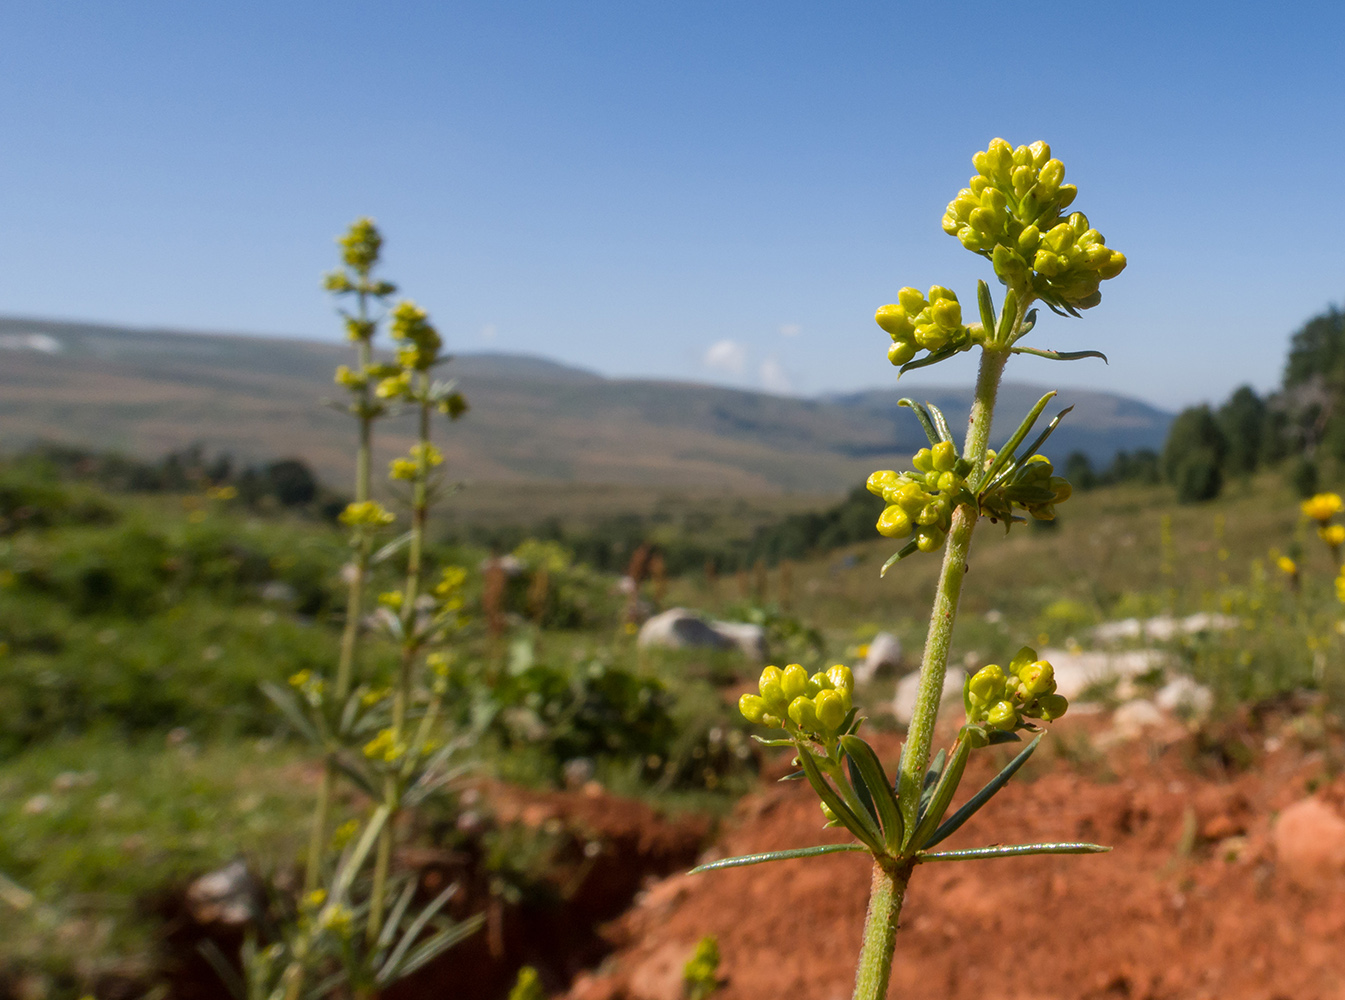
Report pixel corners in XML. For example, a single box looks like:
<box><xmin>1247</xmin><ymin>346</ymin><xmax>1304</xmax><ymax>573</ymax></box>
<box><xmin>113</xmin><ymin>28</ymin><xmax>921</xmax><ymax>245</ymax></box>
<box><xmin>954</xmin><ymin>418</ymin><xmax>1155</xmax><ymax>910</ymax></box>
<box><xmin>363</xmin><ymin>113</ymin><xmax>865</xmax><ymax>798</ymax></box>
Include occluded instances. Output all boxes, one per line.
<box><xmin>1126</xmin><ymin>302</ymin><xmax>1345</xmax><ymax>503</ymax></box>
<box><xmin>16</xmin><ymin>443</ymin><xmax>347</xmax><ymax>518</ymax></box>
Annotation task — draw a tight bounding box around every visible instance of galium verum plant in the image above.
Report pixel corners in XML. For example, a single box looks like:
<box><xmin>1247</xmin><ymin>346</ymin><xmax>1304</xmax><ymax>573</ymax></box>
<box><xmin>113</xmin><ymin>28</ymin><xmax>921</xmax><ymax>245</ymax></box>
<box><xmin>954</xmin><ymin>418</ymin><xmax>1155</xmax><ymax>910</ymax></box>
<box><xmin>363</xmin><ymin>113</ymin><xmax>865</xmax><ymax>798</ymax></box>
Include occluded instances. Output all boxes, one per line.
<box><xmin>239</xmin><ymin>221</ymin><xmax>479</xmax><ymax>1000</ymax></box>
<box><xmin>695</xmin><ymin>140</ymin><xmax>1124</xmax><ymax>1000</ymax></box>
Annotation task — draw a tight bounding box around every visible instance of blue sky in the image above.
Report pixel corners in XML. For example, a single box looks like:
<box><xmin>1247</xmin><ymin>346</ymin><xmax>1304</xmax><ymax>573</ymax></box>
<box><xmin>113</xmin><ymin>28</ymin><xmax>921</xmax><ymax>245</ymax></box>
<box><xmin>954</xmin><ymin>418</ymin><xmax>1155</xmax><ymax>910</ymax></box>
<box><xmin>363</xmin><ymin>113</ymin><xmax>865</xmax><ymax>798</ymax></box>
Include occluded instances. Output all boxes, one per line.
<box><xmin>1</xmin><ymin>1</ymin><xmax>1342</xmax><ymax>409</ymax></box>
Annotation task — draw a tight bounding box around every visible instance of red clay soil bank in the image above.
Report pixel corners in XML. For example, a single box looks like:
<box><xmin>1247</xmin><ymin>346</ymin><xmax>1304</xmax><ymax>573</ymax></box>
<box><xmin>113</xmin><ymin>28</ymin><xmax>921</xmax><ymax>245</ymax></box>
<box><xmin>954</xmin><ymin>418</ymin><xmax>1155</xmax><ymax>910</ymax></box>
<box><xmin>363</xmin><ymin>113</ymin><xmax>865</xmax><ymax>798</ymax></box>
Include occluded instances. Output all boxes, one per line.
<box><xmin>566</xmin><ymin>715</ymin><xmax>1345</xmax><ymax>1000</ymax></box>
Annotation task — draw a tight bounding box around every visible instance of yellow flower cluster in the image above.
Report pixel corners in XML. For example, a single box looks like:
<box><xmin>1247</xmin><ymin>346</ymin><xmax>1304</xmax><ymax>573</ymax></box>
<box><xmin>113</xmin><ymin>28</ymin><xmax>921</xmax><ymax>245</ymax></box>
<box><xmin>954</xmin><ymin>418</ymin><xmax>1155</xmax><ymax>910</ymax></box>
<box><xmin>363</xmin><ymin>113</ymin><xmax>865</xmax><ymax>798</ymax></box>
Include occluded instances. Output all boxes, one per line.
<box><xmin>363</xmin><ymin>728</ymin><xmax>406</xmax><ymax>763</ymax></box>
<box><xmin>739</xmin><ymin>663</ymin><xmax>854</xmax><ymax>740</ymax></box>
<box><xmin>339</xmin><ymin>500</ymin><xmax>396</xmax><ymax>528</ymax></box>
<box><xmin>980</xmin><ymin>454</ymin><xmax>1073</xmax><ymax>523</ymax></box>
<box><xmin>942</xmin><ymin>139</ymin><xmax>1126</xmax><ymax>312</ymax></box>
<box><xmin>390</xmin><ymin>442</ymin><xmax>445</xmax><ymax>481</ymax></box>
<box><xmin>965</xmin><ymin>646</ymin><xmax>1068</xmax><ymax>731</ymax></box>
<box><xmin>390</xmin><ymin>300</ymin><xmax>443</xmax><ymax>372</ymax></box>
<box><xmin>867</xmin><ymin>441</ymin><xmax>971</xmax><ymax>553</ymax></box>
<box><xmin>875</xmin><ymin>286</ymin><xmax>983</xmax><ymax>367</ymax></box>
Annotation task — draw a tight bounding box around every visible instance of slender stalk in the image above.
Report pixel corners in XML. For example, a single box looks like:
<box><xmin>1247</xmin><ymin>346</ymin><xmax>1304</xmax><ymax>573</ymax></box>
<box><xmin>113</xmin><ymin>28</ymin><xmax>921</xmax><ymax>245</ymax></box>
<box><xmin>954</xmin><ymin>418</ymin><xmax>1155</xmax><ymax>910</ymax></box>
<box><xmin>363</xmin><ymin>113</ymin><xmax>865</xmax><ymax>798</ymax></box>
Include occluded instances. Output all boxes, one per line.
<box><xmin>896</xmin><ymin>345</ymin><xmax>1008</xmax><ymax>833</ymax></box>
<box><xmin>853</xmin><ymin>337</ymin><xmax>1015</xmax><ymax>1000</ymax></box>
<box><xmin>368</xmin><ymin>376</ymin><xmax>432</xmax><ymax>944</ymax></box>
<box><xmin>851</xmin><ymin>859</ymin><xmax>913</xmax><ymax>1000</ymax></box>
<box><xmin>306</xmin><ymin>294</ymin><xmax>373</xmax><ymax>895</ymax></box>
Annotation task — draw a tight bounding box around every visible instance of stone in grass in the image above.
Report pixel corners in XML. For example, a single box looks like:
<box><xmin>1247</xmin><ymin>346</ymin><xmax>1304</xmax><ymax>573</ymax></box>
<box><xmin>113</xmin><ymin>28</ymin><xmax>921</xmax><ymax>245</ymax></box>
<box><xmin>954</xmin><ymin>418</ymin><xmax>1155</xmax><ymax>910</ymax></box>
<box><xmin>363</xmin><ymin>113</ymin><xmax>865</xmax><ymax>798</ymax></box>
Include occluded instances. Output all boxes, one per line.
<box><xmin>637</xmin><ymin>608</ymin><xmax>767</xmax><ymax>660</ymax></box>
<box><xmin>854</xmin><ymin>631</ymin><xmax>903</xmax><ymax>684</ymax></box>
<box><xmin>186</xmin><ymin>859</ymin><xmax>264</xmax><ymax>926</ymax></box>
<box><xmin>892</xmin><ymin>669</ymin><xmax>963</xmax><ymax>726</ymax></box>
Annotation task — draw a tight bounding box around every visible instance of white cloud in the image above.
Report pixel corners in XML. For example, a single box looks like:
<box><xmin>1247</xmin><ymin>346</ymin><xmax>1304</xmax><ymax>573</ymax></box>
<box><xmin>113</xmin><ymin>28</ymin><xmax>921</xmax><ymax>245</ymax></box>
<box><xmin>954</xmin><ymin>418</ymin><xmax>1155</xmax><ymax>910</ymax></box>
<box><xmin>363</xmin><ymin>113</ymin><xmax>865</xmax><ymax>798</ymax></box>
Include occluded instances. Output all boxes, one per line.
<box><xmin>480</xmin><ymin>323</ymin><xmax>497</xmax><ymax>341</ymax></box>
<box><xmin>778</xmin><ymin>323</ymin><xmax>802</xmax><ymax>338</ymax></box>
<box><xmin>703</xmin><ymin>339</ymin><xmax>747</xmax><ymax>375</ymax></box>
<box><xmin>760</xmin><ymin>358</ymin><xmax>793</xmax><ymax>393</ymax></box>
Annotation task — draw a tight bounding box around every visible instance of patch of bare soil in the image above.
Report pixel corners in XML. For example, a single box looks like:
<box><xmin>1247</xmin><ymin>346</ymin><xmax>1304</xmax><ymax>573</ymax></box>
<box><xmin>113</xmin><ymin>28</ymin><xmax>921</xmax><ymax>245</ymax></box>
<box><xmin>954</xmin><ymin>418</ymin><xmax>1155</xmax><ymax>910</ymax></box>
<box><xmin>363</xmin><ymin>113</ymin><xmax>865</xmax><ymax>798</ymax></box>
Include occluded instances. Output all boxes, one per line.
<box><xmin>565</xmin><ymin>713</ymin><xmax>1345</xmax><ymax>1000</ymax></box>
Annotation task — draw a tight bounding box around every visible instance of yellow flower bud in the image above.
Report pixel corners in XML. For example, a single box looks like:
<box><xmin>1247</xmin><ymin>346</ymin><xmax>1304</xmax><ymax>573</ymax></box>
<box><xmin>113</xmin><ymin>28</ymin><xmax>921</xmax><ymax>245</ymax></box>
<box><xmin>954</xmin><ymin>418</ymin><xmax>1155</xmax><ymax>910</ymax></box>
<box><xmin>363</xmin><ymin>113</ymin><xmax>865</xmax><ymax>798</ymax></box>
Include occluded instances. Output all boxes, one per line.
<box><xmin>867</xmin><ymin>470</ymin><xmax>899</xmax><ymax>496</ymax></box>
<box><xmin>781</xmin><ymin>664</ymin><xmax>809</xmax><ymax>700</ymax></box>
<box><xmin>897</xmin><ymin>287</ymin><xmax>925</xmax><ymax>313</ymax></box>
<box><xmin>875</xmin><ymin>304</ymin><xmax>914</xmax><ymax>338</ymax></box>
<box><xmin>888</xmin><ymin>341</ymin><xmax>917</xmax><ymax>366</ymax></box>
<box><xmin>930</xmin><ymin>440</ymin><xmax>957</xmax><ymax>473</ymax></box>
<box><xmin>1019</xmin><ymin>660</ymin><xmax>1056</xmax><ymax>698</ymax></box>
<box><xmin>815</xmin><ymin>689</ymin><xmax>846</xmax><ymax>731</ymax></box>
<box><xmin>826</xmin><ymin>663</ymin><xmax>854</xmax><ymax>695</ymax></box>
<box><xmin>916</xmin><ymin>527</ymin><xmax>944</xmax><ymax>552</ymax></box>
<box><xmin>968</xmin><ymin>664</ymin><xmax>1007</xmax><ymax>706</ymax></box>
<box><xmin>739</xmin><ymin>693</ymin><xmax>768</xmax><ymax>724</ymax></box>
<box><xmin>986</xmin><ymin>700</ymin><xmax>1017</xmax><ymax>731</ymax></box>
<box><xmin>788</xmin><ymin>695</ymin><xmax>819</xmax><ymax>731</ymax></box>
<box><xmin>1036</xmin><ymin>693</ymin><xmax>1069</xmax><ymax>721</ymax></box>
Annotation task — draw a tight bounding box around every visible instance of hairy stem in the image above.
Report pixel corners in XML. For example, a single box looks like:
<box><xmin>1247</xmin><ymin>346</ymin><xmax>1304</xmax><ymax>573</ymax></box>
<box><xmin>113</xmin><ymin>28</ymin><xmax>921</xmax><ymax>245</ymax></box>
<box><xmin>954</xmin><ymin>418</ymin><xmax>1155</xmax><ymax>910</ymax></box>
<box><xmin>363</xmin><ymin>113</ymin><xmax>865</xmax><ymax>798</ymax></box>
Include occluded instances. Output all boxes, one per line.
<box><xmin>897</xmin><ymin>345</ymin><xmax>1008</xmax><ymax>835</ymax></box>
<box><xmin>305</xmin><ymin>301</ymin><xmax>373</xmax><ymax>896</ymax></box>
<box><xmin>368</xmin><ymin>378</ymin><xmax>432</xmax><ymax>944</ymax></box>
<box><xmin>851</xmin><ymin>859</ymin><xmax>913</xmax><ymax>1000</ymax></box>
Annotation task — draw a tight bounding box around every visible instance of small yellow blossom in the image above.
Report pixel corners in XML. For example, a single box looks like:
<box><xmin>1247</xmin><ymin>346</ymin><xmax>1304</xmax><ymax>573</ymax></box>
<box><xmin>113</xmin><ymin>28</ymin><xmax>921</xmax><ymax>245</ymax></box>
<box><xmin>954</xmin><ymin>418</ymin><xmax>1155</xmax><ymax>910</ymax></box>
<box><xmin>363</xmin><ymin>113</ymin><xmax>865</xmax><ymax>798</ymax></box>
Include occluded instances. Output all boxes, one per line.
<box><xmin>378</xmin><ymin>590</ymin><xmax>403</xmax><ymax>610</ymax></box>
<box><xmin>339</xmin><ymin>501</ymin><xmax>395</xmax><ymax>528</ymax></box>
<box><xmin>1320</xmin><ymin>524</ymin><xmax>1345</xmax><ymax>547</ymax></box>
<box><xmin>1302</xmin><ymin>493</ymin><xmax>1344</xmax><ymax>523</ymax></box>
<box><xmin>1277</xmin><ymin>556</ymin><xmax>1298</xmax><ymax>576</ymax></box>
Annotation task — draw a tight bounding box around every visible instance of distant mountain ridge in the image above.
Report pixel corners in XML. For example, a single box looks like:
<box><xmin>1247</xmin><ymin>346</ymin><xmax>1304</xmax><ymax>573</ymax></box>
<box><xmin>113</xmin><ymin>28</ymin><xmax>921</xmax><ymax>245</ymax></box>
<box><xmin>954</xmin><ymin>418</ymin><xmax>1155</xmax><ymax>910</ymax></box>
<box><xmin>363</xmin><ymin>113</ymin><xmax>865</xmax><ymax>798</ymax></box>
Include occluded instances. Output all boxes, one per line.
<box><xmin>0</xmin><ymin>316</ymin><xmax>1171</xmax><ymax>492</ymax></box>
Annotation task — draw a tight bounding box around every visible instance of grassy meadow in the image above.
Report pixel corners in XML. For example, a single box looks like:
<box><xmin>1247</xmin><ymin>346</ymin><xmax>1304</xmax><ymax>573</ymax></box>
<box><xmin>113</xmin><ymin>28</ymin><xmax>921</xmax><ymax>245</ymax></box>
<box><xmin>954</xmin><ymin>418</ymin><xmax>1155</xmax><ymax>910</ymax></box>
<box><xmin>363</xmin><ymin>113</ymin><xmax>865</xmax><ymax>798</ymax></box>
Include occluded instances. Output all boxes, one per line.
<box><xmin>2</xmin><ymin>439</ymin><xmax>1344</xmax><ymax>998</ymax></box>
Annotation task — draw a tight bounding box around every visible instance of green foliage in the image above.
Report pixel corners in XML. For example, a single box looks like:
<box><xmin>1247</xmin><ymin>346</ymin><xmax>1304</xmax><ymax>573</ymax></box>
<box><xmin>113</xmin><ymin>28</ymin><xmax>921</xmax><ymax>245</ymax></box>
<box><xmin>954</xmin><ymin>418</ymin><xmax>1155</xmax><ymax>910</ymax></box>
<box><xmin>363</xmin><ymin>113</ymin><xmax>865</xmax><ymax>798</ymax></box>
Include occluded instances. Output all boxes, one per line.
<box><xmin>683</xmin><ymin>935</ymin><xmax>721</xmax><ymax>1000</ymax></box>
<box><xmin>1217</xmin><ymin>385</ymin><xmax>1268</xmax><ymax>476</ymax></box>
<box><xmin>1162</xmin><ymin>405</ymin><xmax>1227</xmax><ymax>502</ymax></box>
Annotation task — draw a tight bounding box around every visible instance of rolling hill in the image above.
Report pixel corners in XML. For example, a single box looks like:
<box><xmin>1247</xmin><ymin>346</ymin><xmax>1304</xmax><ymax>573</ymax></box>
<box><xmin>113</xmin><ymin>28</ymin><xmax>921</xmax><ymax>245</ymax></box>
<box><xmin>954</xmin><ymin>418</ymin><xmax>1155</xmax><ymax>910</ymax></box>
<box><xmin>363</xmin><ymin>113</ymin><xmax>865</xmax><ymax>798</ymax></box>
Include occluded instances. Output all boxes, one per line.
<box><xmin>0</xmin><ymin>316</ymin><xmax>1171</xmax><ymax>496</ymax></box>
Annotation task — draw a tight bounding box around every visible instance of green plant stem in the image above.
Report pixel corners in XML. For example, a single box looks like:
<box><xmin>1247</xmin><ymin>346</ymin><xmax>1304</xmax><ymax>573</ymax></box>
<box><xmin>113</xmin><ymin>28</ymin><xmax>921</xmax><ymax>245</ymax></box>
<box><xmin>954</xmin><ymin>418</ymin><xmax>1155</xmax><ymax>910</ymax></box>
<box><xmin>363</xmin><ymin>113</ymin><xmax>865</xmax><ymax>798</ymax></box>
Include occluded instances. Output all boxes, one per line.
<box><xmin>851</xmin><ymin>858</ymin><xmax>913</xmax><ymax>1000</ymax></box>
<box><xmin>305</xmin><ymin>300</ymin><xmax>374</xmax><ymax>897</ymax></box>
<box><xmin>851</xmin><ymin>342</ymin><xmax>1010</xmax><ymax>1000</ymax></box>
<box><xmin>897</xmin><ymin>345</ymin><xmax>1008</xmax><ymax>834</ymax></box>
<box><xmin>368</xmin><ymin>380</ymin><xmax>432</xmax><ymax>945</ymax></box>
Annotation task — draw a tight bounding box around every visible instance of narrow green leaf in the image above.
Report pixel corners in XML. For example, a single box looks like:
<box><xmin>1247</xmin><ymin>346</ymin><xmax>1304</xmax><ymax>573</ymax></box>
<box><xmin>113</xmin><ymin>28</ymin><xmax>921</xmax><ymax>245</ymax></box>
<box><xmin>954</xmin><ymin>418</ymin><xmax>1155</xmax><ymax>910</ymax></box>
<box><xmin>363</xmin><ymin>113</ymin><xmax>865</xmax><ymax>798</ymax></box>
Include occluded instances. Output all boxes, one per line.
<box><xmin>259</xmin><ymin>682</ymin><xmax>323</xmax><ymax>745</ymax></box>
<box><xmin>1015</xmin><ymin>405</ymin><xmax>1075</xmax><ymax>465</ymax></box>
<box><xmin>844</xmin><ymin>752</ymin><xmax>879</xmax><ymax>826</ymax></box>
<box><xmin>751</xmin><ymin>735</ymin><xmax>795</xmax><ymax>747</ymax></box>
<box><xmin>977</xmin><ymin>391</ymin><xmax>1057</xmax><ymax>489</ymax></box>
<box><xmin>923</xmin><ymin>733</ymin><xmax>1043</xmax><ymax>850</ymax></box>
<box><xmin>689</xmin><ymin>843</ymin><xmax>869</xmax><ymax>875</ymax></box>
<box><xmin>908</xmin><ymin>737</ymin><xmax>970</xmax><ymax>851</ymax></box>
<box><xmin>378</xmin><ymin>882</ymin><xmax>460</xmax><ymax>983</ymax></box>
<box><xmin>899</xmin><ymin>345</ymin><xmax>960</xmax><ymax>375</ymax></box>
<box><xmin>1010</xmin><ymin>346</ymin><xmax>1109</xmax><ymax>364</ymax></box>
<box><xmin>996</xmin><ymin>288</ymin><xmax>1020</xmax><ymax>344</ymax></box>
<box><xmin>377</xmin><ymin>879</ymin><xmax>420</xmax><ymax>951</ymax></box>
<box><xmin>917</xmin><ymin>842</ymin><xmax>1110</xmax><ymax>863</ymax></box>
<box><xmin>391</xmin><ymin>914</ymin><xmax>485</xmax><ymax>980</ymax></box>
<box><xmin>332</xmin><ymin>804</ymin><xmax>391</xmax><ymax>902</ymax></box>
<box><xmin>918</xmin><ymin>748</ymin><xmax>946</xmax><ymax>815</ymax></box>
<box><xmin>372</xmin><ymin>530</ymin><xmax>415</xmax><ymax>565</ymax></box>
<box><xmin>1017</xmin><ymin>308</ymin><xmax>1038</xmax><ymax>337</ymax></box>
<box><xmin>986</xmin><ymin>729</ymin><xmax>1022</xmax><ymax>745</ymax></box>
<box><xmin>977</xmin><ymin>280</ymin><xmax>996</xmax><ymax>335</ymax></box>
<box><xmin>926</xmin><ymin>403</ymin><xmax>953</xmax><ymax>444</ymax></box>
<box><xmin>841</xmin><ymin>736</ymin><xmax>904</xmax><ymax>852</ymax></box>
<box><xmin>797</xmin><ymin>747</ymin><xmax>885</xmax><ymax>854</ymax></box>
<box><xmin>880</xmin><ymin>540</ymin><xmax>921</xmax><ymax>577</ymax></box>
<box><xmin>842</xmin><ymin>708</ymin><xmax>861</xmax><ymax>735</ymax></box>
<box><xmin>779</xmin><ymin>769</ymin><xmax>805</xmax><ymax>782</ymax></box>
<box><xmin>897</xmin><ymin>398</ymin><xmax>940</xmax><ymax>445</ymax></box>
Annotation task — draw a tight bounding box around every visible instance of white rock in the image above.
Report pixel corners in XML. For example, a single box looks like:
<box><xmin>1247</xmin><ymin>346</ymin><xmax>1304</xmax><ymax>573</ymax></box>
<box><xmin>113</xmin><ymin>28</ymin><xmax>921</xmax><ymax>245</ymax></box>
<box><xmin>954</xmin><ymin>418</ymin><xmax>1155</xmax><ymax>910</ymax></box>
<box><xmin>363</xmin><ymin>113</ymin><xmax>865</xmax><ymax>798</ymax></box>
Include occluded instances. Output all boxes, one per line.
<box><xmin>1092</xmin><ymin>613</ymin><xmax>1238</xmax><ymax>645</ymax></box>
<box><xmin>186</xmin><ymin>859</ymin><xmax>263</xmax><ymax>926</ymax></box>
<box><xmin>892</xmin><ymin>669</ymin><xmax>963</xmax><ymax>725</ymax></box>
<box><xmin>1109</xmin><ymin>699</ymin><xmax>1165</xmax><ymax>739</ymax></box>
<box><xmin>854</xmin><ymin>632</ymin><xmax>902</xmax><ymax>684</ymax></box>
<box><xmin>708</xmin><ymin>620</ymin><xmax>769</xmax><ymax>660</ymax></box>
<box><xmin>636</xmin><ymin>608</ymin><xmax>767</xmax><ymax>659</ymax></box>
<box><xmin>1154</xmin><ymin>675</ymin><xmax>1214</xmax><ymax>718</ymax></box>
<box><xmin>1040</xmin><ymin>647</ymin><xmax>1168</xmax><ymax>701</ymax></box>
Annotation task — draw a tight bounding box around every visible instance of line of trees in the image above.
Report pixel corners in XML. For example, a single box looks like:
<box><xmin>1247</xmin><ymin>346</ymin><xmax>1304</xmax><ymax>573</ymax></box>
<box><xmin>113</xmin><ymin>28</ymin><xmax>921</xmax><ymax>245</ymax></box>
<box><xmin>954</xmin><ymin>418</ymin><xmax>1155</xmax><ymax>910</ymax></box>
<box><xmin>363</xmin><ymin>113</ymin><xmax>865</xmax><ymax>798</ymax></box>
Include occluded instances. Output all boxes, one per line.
<box><xmin>1152</xmin><ymin>303</ymin><xmax>1343</xmax><ymax>502</ymax></box>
